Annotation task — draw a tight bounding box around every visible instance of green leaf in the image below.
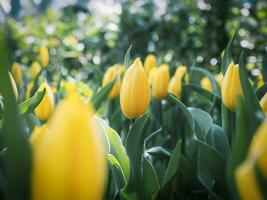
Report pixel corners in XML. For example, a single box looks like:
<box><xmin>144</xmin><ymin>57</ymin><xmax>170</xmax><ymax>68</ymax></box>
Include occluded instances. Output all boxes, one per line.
<box><xmin>161</xmin><ymin>140</ymin><xmax>182</xmax><ymax>187</ymax></box>
<box><xmin>146</xmin><ymin>146</ymin><xmax>171</xmax><ymax>159</ymax></box>
<box><xmin>97</xmin><ymin>118</ymin><xmax>130</xmax><ymax>181</ymax></box>
<box><xmin>167</xmin><ymin>94</ymin><xmax>195</xmax><ymax>131</ymax></box>
<box><xmin>256</xmin><ymin>83</ymin><xmax>267</xmax><ymax>100</ymax></box>
<box><xmin>108</xmin><ymin>154</ymin><xmax>127</xmax><ymax>191</ymax></box>
<box><xmin>121</xmin><ymin>115</ymin><xmax>151</xmax><ymax>200</ymax></box>
<box><xmin>183</xmin><ymin>84</ymin><xmax>221</xmax><ymax>104</ymax></box>
<box><xmin>124</xmin><ymin>45</ymin><xmax>132</xmax><ymax>72</ymax></box>
<box><xmin>189</xmin><ymin>108</ymin><xmax>212</xmax><ymax>137</ymax></box>
<box><xmin>0</xmin><ymin>26</ymin><xmax>32</xmax><ymax>200</ymax></box>
<box><xmin>142</xmin><ymin>157</ymin><xmax>160</xmax><ymax>200</ymax></box>
<box><xmin>91</xmin><ymin>79</ymin><xmax>115</xmax><ymax>110</ymax></box>
<box><xmin>221</xmin><ymin>32</ymin><xmax>236</xmax><ymax>74</ymax></box>
<box><xmin>190</xmin><ymin>67</ymin><xmax>221</xmax><ymax>96</ymax></box>
<box><xmin>18</xmin><ymin>89</ymin><xmax>46</xmax><ymax>115</ymax></box>
<box><xmin>239</xmin><ymin>52</ymin><xmax>262</xmax><ymax>114</ymax></box>
<box><xmin>205</xmin><ymin>124</ymin><xmax>230</xmax><ymax>161</ymax></box>
<box><xmin>197</xmin><ymin>140</ymin><xmax>227</xmax><ymax>199</ymax></box>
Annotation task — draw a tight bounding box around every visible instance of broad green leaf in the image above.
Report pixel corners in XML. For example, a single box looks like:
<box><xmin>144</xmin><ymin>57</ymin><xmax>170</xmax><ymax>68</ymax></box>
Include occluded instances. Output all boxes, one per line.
<box><xmin>161</xmin><ymin>140</ymin><xmax>182</xmax><ymax>187</ymax></box>
<box><xmin>221</xmin><ymin>32</ymin><xmax>236</xmax><ymax>74</ymax></box>
<box><xmin>108</xmin><ymin>154</ymin><xmax>127</xmax><ymax>190</ymax></box>
<box><xmin>97</xmin><ymin>118</ymin><xmax>130</xmax><ymax>181</ymax></box>
<box><xmin>18</xmin><ymin>89</ymin><xmax>45</xmax><ymax>115</ymax></box>
<box><xmin>167</xmin><ymin>94</ymin><xmax>195</xmax><ymax>131</ymax></box>
<box><xmin>95</xmin><ymin>118</ymin><xmax>111</xmax><ymax>155</ymax></box>
<box><xmin>189</xmin><ymin>108</ymin><xmax>212</xmax><ymax>137</ymax></box>
<box><xmin>205</xmin><ymin>124</ymin><xmax>230</xmax><ymax>161</ymax></box>
<box><xmin>124</xmin><ymin>45</ymin><xmax>132</xmax><ymax>72</ymax></box>
<box><xmin>91</xmin><ymin>79</ymin><xmax>115</xmax><ymax>110</ymax></box>
<box><xmin>121</xmin><ymin>115</ymin><xmax>151</xmax><ymax>200</ymax></box>
<box><xmin>197</xmin><ymin>140</ymin><xmax>228</xmax><ymax>199</ymax></box>
<box><xmin>143</xmin><ymin>157</ymin><xmax>160</xmax><ymax>200</ymax></box>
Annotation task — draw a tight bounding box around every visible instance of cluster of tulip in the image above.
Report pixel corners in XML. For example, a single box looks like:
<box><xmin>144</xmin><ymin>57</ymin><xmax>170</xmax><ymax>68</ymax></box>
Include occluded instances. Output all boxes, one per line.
<box><xmin>1</xmin><ymin>34</ymin><xmax>267</xmax><ymax>200</ymax></box>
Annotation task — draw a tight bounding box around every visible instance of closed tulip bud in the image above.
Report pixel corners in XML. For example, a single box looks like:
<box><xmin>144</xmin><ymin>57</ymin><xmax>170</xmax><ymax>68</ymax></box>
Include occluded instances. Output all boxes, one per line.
<box><xmin>260</xmin><ymin>93</ymin><xmax>267</xmax><ymax>115</ymax></box>
<box><xmin>151</xmin><ymin>64</ymin><xmax>170</xmax><ymax>99</ymax></box>
<box><xmin>31</xmin><ymin>61</ymin><xmax>41</xmax><ymax>80</ymax></box>
<box><xmin>34</xmin><ymin>83</ymin><xmax>54</xmax><ymax>120</ymax></box>
<box><xmin>144</xmin><ymin>54</ymin><xmax>156</xmax><ymax>75</ymax></box>
<box><xmin>221</xmin><ymin>63</ymin><xmax>243</xmax><ymax>110</ymax></box>
<box><xmin>215</xmin><ymin>73</ymin><xmax>223</xmax><ymax>87</ymax></box>
<box><xmin>257</xmin><ymin>73</ymin><xmax>264</xmax><ymax>89</ymax></box>
<box><xmin>11</xmin><ymin>62</ymin><xmax>22</xmax><ymax>86</ymax></box>
<box><xmin>26</xmin><ymin>81</ymin><xmax>34</xmax><ymax>99</ymax></box>
<box><xmin>235</xmin><ymin>161</ymin><xmax>263</xmax><ymax>200</ymax></box>
<box><xmin>120</xmin><ymin>58</ymin><xmax>151</xmax><ymax>119</ymax></box>
<box><xmin>200</xmin><ymin>77</ymin><xmax>212</xmax><ymax>92</ymax></box>
<box><xmin>32</xmin><ymin>93</ymin><xmax>106</xmax><ymax>200</ymax></box>
<box><xmin>39</xmin><ymin>46</ymin><xmax>49</xmax><ymax>67</ymax></box>
<box><xmin>235</xmin><ymin>120</ymin><xmax>267</xmax><ymax>200</ymax></box>
<box><xmin>30</xmin><ymin>124</ymin><xmax>48</xmax><ymax>150</ymax></box>
<box><xmin>102</xmin><ymin>64</ymin><xmax>123</xmax><ymax>99</ymax></box>
<box><xmin>168</xmin><ymin>66</ymin><xmax>189</xmax><ymax>99</ymax></box>
<box><xmin>8</xmin><ymin>72</ymin><xmax>18</xmax><ymax>100</ymax></box>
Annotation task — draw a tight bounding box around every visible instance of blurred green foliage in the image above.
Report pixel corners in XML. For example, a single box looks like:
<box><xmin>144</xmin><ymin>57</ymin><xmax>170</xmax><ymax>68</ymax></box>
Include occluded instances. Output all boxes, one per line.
<box><xmin>2</xmin><ymin>0</ymin><xmax>267</xmax><ymax>79</ymax></box>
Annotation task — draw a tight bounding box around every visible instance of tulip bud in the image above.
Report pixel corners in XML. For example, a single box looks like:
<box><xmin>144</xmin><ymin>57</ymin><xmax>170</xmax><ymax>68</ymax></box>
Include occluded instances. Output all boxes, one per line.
<box><xmin>30</xmin><ymin>124</ymin><xmax>48</xmax><ymax>150</ymax></box>
<box><xmin>11</xmin><ymin>62</ymin><xmax>22</xmax><ymax>86</ymax></box>
<box><xmin>257</xmin><ymin>73</ymin><xmax>264</xmax><ymax>89</ymax></box>
<box><xmin>34</xmin><ymin>83</ymin><xmax>54</xmax><ymax>120</ymax></box>
<box><xmin>32</xmin><ymin>93</ymin><xmax>106</xmax><ymax>200</ymax></box>
<box><xmin>31</xmin><ymin>61</ymin><xmax>41</xmax><ymax>80</ymax></box>
<box><xmin>39</xmin><ymin>46</ymin><xmax>49</xmax><ymax>67</ymax></box>
<box><xmin>221</xmin><ymin>63</ymin><xmax>243</xmax><ymax>110</ymax></box>
<box><xmin>200</xmin><ymin>77</ymin><xmax>212</xmax><ymax>92</ymax></box>
<box><xmin>235</xmin><ymin>161</ymin><xmax>263</xmax><ymax>200</ymax></box>
<box><xmin>260</xmin><ymin>93</ymin><xmax>267</xmax><ymax>115</ymax></box>
<box><xmin>215</xmin><ymin>73</ymin><xmax>223</xmax><ymax>87</ymax></box>
<box><xmin>168</xmin><ymin>65</ymin><xmax>189</xmax><ymax>99</ymax></box>
<box><xmin>144</xmin><ymin>54</ymin><xmax>156</xmax><ymax>75</ymax></box>
<box><xmin>235</xmin><ymin>120</ymin><xmax>267</xmax><ymax>200</ymax></box>
<box><xmin>26</xmin><ymin>82</ymin><xmax>34</xmax><ymax>99</ymax></box>
<box><xmin>120</xmin><ymin>58</ymin><xmax>151</xmax><ymax>119</ymax></box>
<box><xmin>102</xmin><ymin>64</ymin><xmax>123</xmax><ymax>99</ymax></box>
<box><xmin>151</xmin><ymin>64</ymin><xmax>170</xmax><ymax>99</ymax></box>
<box><xmin>8</xmin><ymin>72</ymin><xmax>18</xmax><ymax>100</ymax></box>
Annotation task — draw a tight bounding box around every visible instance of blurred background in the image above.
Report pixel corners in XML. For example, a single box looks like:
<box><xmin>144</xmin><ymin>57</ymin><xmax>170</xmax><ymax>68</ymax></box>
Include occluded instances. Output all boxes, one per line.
<box><xmin>0</xmin><ymin>0</ymin><xmax>266</xmax><ymax>75</ymax></box>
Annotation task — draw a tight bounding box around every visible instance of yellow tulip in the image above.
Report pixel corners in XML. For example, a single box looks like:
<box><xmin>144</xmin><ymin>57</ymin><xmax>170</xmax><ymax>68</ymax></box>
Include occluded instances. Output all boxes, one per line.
<box><xmin>200</xmin><ymin>77</ymin><xmax>212</xmax><ymax>92</ymax></box>
<box><xmin>39</xmin><ymin>46</ymin><xmax>49</xmax><ymax>67</ymax></box>
<box><xmin>30</xmin><ymin>124</ymin><xmax>48</xmax><ymax>150</ymax></box>
<box><xmin>260</xmin><ymin>93</ymin><xmax>267</xmax><ymax>115</ymax></box>
<box><xmin>120</xmin><ymin>58</ymin><xmax>151</xmax><ymax>119</ymax></box>
<box><xmin>26</xmin><ymin>82</ymin><xmax>34</xmax><ymax>99</ymax></box>
<box><xmin>31</xmin><ymin>61</ymin><xmax>41</xmax><ymax>80</ymax></box>
<box><xmin>102</xmin><ymin>64</ymin><xmax>123</xmax><ymax>99</ymax></box>
<box><xmin>168</xmin><ymin>65</ymin><xmax>189</xmax><ymax>99</ymax></box>
<box><xmin>221</xmin><ymin>62</ymin><xmax>243</xmax><ymax>110</ymax></box>
<box><xmin>151</xmin><ymin>64</ymin><xmax>170</xmax><ymax>99</ymax></box>
<box><xmin>257</xmin><ymin>73</ymin><xmax>264</xmax><ymax>89</ymax></box>
<box><xmin>8</xmin><ymin>72</ymin><xmax>18</xmax><ymax>100</ymax></box>
<box><xmin>34</xmin><ymin>83</ymin><xmax>54</xmax><ymax>120</ymax></box>
<box><xmin>235</xmin><ymin>160</ymin><xmax>263</xmax><ymax>200</ymax></box>
<box><xmin>235</xmin><ymin>120</ymin><xmax>267</xmax><ymax>200</ymax></box>
<box><xmin>144</xmin><ymin>54</ymin><xmax>156</xmax><ymax>75</ymax></box>
<box><xmin>11</xmin><ymin>62</ymin><xmax>22</xmax><ymax>86</ymax></box>
<box><xmin>215</xmin><ymin>73</ymin><xmax>223</xmax><ymax>87</ymax></box>
<box><xmin>32</xmin><ymin>93</ymin><xmax>106</xmax><ymax>200</ymax></box>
